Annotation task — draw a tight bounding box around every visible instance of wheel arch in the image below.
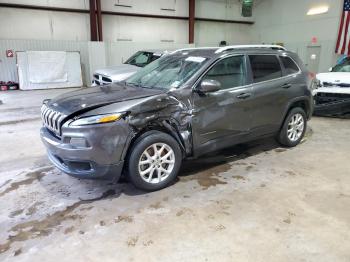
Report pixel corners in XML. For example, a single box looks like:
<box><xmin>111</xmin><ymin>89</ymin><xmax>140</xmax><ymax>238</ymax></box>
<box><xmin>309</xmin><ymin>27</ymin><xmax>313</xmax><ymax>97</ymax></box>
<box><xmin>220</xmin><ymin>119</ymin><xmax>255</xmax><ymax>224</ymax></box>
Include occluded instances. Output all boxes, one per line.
<box><xmin>121</xmin><ymin>121</ymin><xmax>186</xmax><ymax>162</ymax></box>
<box><xmin>280</xmin><ymin>97</ymin><xmax>311</xmax><ymax>130</ymax></box>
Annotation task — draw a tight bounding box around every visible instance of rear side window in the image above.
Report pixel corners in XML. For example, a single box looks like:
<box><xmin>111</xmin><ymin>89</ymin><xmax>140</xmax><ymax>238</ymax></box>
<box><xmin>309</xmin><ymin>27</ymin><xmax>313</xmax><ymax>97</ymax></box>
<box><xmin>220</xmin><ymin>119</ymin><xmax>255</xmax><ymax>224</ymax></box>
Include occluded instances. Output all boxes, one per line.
<box><xmin>249</xmin><ymin>55</ymin><xmax>282</xmax><ymax>83</ymax></box>
<box><xmin>280</xmin><ymin>56</ymin><xmax>300</xmax><ymax>75</ymax></box>
<box><xmin>205</xmin><ymin>55</ymin><xmax>246</xmax><ymax>90</ymax></box>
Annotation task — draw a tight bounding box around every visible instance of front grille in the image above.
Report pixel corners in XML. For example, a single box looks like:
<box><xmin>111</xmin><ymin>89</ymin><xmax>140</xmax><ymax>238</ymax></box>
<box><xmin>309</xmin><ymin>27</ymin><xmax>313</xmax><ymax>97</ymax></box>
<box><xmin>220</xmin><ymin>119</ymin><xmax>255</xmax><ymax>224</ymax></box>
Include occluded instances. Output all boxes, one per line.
<box><xmin>93</xmin><ymin>74</ymin><xmax>112</xmax><ymax>86</ymax></box>
<box><xmin>102</xmin><ymin>76</ymin><xmax>112</xmax><ymax>83</ymax></box>
<box><xmin>323</xmin><ymin>82</ymin><xmax>350</xmax><ymax>88</ymax></box>
<box><xmin>41</xmin><ymin>104</ymin><xmax>66</xmax><ymax>136</ymax></box>
<box><xmin>314</xmin><ymin>92</ymin><xmax>350</xmax><ymax>105</ymax></box>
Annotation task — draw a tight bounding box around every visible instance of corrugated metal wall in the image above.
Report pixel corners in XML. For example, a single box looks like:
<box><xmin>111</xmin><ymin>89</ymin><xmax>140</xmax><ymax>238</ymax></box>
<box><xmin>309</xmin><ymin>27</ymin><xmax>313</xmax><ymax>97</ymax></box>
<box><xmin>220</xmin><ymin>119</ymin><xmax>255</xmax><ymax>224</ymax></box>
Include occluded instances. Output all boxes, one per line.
<box><xmin>0</xmin><ymin>39</ymin><xmax>194</xmax><ymax>87</ymax></box>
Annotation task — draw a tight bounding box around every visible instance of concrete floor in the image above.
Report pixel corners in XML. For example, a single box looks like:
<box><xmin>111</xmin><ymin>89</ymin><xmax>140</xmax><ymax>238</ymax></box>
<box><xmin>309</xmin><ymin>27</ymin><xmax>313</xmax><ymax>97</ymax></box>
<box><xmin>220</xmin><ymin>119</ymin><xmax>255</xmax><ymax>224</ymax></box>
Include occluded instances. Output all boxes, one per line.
<box><xmin>0</xmin><ymin>89</ymin><xmax>350</xmax><ymax>262</ymax></box>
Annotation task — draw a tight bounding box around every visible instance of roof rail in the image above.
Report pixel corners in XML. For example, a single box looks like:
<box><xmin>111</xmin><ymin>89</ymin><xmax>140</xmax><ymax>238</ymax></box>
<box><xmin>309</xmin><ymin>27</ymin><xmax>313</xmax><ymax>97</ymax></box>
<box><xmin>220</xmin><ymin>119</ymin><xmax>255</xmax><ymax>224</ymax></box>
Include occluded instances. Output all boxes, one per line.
<box><xmin>215</xmin><ymin>45</ymin><xmax>286</xmax><ymax>54</ymax></box>
<box><xmin>171</xmin><ymin>47</ymin><xmax>217</xmax><ymax>54</ymax></box>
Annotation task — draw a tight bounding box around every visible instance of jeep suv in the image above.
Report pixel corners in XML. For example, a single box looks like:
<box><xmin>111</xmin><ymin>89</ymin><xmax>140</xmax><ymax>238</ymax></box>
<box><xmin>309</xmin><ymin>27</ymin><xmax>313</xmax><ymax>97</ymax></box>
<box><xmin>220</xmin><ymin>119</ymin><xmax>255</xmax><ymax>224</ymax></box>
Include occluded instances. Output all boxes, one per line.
<box><xmin>40</xmin><ymin>45</ymin><xmax>313</xmax><ymax>191</ymax></box>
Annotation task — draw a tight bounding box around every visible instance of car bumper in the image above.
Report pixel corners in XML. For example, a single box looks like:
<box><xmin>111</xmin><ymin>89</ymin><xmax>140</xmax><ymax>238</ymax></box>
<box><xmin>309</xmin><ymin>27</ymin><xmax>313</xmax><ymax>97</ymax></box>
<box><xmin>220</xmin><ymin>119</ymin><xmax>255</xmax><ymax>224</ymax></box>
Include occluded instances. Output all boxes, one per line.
<box><xmin>313</xmin><ymin>92</ymin><xmax>350</xmax><ymax>116</ymax></box>
<box><xmin>314</xmin><ymin>99</ymin><xmax>350</xmax><ymax>116</ymax></box>
<box><xmin>40</xmin><ymin>120</ymin><xmax>134</xmax><ymax>180</ymax></box>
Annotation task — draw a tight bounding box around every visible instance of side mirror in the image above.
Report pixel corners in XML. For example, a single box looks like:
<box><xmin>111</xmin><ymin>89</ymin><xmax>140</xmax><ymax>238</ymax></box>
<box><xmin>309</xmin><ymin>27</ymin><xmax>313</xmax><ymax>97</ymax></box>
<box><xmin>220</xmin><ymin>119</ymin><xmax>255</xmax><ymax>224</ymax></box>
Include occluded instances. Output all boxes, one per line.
<box><xmin>197</xmin><ymin>79</ymin><xmax>221</xmax><ymax>94</ymax></box>
<box><xmin>329</xmin><ymin>67</ymin><xmax>333</xmax><ymax>72</ymax></box>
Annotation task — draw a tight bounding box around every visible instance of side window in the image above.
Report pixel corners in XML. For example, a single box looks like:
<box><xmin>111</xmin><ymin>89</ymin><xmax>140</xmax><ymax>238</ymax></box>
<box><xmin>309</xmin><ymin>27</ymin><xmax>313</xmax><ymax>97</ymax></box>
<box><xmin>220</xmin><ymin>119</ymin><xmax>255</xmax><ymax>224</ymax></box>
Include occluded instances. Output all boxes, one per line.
<box><xmin>204</xmin><ymin>55</ymin><xmax>246</xmax><ymax>90</ymax></box>
<box><xmin>249</xmin><ymin>55</ymin><xmax>282</xmax><ymax>83</ymax></box>
<box><xmin>280</xmin><ymin>56</ymin><xmax>300</xmax><ymax>75</ymax></box>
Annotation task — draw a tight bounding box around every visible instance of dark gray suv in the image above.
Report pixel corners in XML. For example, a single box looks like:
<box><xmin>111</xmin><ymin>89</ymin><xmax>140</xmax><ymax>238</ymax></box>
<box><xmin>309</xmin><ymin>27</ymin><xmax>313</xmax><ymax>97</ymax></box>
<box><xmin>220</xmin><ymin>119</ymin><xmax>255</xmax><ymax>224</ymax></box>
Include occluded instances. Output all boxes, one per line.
<box><xmin>40</xmin><ymin>45</ymin><xmax>313</xmax><ymax>191</ymax></box>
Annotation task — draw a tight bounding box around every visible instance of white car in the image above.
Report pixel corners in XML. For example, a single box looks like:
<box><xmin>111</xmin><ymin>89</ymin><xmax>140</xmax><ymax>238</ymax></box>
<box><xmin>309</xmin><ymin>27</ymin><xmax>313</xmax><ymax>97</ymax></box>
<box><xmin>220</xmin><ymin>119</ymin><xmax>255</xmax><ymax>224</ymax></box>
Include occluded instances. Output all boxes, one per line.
<box><xmin>314</xmin><ymin>58</ymin><xmax>350</xmax><ymax>116</ymax></box>
<box><xmin>92</xmin><ymin>50</ymin><xmax>167</xmax><ymax>86</ymax></box>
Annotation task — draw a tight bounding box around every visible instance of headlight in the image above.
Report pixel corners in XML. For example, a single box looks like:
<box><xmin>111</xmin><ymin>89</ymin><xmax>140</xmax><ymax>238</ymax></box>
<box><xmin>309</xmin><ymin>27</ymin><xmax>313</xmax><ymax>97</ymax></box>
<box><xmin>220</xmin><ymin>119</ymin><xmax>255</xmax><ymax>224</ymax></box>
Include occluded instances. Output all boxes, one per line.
<box><xmin>310</xmin><ymin>79</ymin><xmax>320</xmax><ymax>91</ymax></box>
<box><xmin>70</xmin><ymin>113</ymin><xmax>123</xmax><ymax>126</ymax></box>
<box><xmin>316</xmin><ymin>79</ymin><xmax>321</xmax><ymax>88</ymax></box>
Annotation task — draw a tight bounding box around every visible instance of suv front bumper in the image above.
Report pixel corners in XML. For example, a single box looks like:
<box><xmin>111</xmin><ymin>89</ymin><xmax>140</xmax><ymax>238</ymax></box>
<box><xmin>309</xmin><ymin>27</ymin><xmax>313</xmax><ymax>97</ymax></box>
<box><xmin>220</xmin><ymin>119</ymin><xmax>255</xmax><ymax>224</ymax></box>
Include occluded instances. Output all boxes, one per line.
<box><xmin>40</xmin><ymin>120</ymin><xmax>134</xmax><ymax>181</ymax></box>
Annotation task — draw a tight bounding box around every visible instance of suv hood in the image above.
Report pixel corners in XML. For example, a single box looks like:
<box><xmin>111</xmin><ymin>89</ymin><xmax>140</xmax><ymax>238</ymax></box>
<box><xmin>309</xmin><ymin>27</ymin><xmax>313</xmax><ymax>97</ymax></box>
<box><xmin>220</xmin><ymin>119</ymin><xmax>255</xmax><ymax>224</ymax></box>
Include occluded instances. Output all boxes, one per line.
<box><xmin>47</xmin><ymin>83</ymin><xmax>165</xmax><ymax>116</ymax></box>
<box><xmin>317</xmin><ymin>72</ymin><xmax>350</xmax><ymax>86</ymax></box>
<box><xmin>94</xmin><ymin>64</ymin><xmax>139</xmax><ymax>82</ymax></box>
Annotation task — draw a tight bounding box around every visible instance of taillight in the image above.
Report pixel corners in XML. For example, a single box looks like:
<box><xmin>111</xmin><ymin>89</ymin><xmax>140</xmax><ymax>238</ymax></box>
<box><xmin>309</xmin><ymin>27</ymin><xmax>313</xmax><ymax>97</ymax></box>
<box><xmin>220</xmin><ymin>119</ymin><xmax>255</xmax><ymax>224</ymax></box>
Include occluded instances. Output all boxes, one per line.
<box><xmin>308</xmin><ymin>72</ymin><xmax>316</xmax><ymax>80</ymax></box>
<box><xmin>307</xmin><ymin>71</ymin><xmax>318</xmax><ymax>91</ymax></box>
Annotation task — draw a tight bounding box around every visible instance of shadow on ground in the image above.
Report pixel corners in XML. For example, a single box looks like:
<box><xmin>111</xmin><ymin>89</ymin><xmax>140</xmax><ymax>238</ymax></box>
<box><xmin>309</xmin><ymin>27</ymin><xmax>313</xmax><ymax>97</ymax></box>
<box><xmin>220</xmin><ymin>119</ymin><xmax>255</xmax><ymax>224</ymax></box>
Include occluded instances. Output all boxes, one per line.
<box><xmin>41</xmin><ymin>135</ymin><xmax>298</xmax><ymax>201</ymax></box>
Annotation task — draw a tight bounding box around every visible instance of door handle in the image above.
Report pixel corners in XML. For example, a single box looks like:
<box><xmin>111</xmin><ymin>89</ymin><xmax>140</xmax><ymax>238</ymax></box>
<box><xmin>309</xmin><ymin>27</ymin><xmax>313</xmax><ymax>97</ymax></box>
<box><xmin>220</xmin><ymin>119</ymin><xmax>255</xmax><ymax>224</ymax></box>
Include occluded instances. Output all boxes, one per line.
<box><xmin>236</xmin><ymin>93</ymin><xmax>251</xmax><ymax>99</ymax></box>
<box><xmin>282</xmin><ymin>83</ymin><xmax>292</xmax><ymax>89</ymax></box>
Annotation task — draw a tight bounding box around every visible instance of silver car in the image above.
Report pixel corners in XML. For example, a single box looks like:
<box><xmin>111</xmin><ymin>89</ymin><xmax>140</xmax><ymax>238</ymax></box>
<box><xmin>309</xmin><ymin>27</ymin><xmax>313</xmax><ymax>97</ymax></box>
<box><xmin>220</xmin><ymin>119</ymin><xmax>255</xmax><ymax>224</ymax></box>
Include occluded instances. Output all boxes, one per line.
<box><xmin>92</xmin><ymin>50</ymin><xmax>167</xmax><ymax>86</ymax></box>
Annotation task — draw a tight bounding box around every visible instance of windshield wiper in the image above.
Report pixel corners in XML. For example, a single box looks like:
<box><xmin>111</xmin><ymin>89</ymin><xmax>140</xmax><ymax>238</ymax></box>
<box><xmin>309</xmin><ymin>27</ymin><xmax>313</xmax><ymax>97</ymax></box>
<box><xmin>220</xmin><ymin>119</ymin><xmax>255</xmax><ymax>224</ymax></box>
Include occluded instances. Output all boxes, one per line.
<box><xmin>126</xmin><ymin>81</ymin><xmax>156</xmax><ymax>89</ymax></box>
<box><xmin>125</xmin><ymin>82</ymin><xmax>141</xmax><ymax>88</ymax></box>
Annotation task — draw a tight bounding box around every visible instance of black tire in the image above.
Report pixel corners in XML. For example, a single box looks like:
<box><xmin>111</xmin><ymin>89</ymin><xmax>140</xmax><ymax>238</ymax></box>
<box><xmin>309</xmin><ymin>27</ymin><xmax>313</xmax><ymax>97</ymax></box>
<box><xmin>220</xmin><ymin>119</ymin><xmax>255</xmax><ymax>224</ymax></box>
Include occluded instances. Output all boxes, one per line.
<box><xmin>277</xmin><ymin>107</ymin><xmax>307</xmax><ymax>147</ymax></box>
<box><xmin>127</xmin><ymin>130</ymin><xmax>182</xmax><ymax>191</ymax></box>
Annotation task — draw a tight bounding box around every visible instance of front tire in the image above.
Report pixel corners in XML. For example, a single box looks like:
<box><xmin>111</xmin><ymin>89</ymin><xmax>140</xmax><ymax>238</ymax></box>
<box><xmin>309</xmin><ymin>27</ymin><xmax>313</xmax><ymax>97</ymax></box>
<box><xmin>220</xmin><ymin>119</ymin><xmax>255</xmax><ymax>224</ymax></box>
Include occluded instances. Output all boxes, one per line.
<box><xmin>127</xmin><ymin>131</ymin><xmax>182</xmax><ymax>191</ymax></box>
<box><xmin>277</xmin><ymin>107</ymin><xmax>307</xmax><ymax>147</ymax></box>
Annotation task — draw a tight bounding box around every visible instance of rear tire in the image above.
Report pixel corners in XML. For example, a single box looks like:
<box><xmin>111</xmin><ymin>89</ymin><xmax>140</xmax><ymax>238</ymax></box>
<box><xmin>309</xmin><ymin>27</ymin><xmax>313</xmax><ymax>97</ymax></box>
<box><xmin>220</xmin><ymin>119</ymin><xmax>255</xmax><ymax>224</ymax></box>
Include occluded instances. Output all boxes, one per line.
<box><xmin>127</xmin><ymin>131</ymin><xmax>182</xmax><ymax>191</ymax></box>
<box><xmin>277</xmin><ymin>107</ymin><xmax>307</xmax><ymax>147</ymax></box>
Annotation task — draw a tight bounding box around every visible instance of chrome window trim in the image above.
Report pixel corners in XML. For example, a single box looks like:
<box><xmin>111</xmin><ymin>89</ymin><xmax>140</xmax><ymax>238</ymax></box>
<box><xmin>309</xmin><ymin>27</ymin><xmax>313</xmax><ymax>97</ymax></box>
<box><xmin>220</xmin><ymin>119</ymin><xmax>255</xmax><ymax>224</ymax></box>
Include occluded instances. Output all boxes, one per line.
<box><xmin>250</xmin><ymin>73</ymin><xmax>300</xmax><ymax>86</ymax></box>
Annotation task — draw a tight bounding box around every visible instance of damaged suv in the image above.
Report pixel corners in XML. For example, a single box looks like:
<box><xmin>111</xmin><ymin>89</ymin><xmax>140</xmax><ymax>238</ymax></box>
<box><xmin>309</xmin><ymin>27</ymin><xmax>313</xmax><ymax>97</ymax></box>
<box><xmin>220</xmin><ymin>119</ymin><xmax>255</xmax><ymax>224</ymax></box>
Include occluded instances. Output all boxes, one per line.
<box><xmin>41</xmin><ymin>45</ymin><xmax>313</xmax><ymax>191</ymax></box>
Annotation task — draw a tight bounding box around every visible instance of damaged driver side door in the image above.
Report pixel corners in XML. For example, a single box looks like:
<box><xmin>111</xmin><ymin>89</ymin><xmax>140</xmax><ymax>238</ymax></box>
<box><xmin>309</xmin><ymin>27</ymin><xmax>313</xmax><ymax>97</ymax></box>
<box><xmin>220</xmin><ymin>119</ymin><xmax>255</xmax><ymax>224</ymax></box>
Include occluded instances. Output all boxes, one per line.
<box><xmin>191</xmin><ymin>55</ymin><xmax>253</xmax><ymax>156</ymax></box>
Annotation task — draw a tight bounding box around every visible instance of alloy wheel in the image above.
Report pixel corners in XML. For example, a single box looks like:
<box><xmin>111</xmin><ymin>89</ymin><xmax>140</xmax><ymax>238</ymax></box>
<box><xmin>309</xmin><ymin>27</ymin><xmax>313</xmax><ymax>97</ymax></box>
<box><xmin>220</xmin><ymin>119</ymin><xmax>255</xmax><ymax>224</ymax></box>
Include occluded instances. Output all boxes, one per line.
<box><xmin>287</xmin><ymin>113</ymin><xmax>305</xmax><ymax>142</ymax></box>
<box><xmin>138</xmin><ymin>143</ymin><xmax>175</xmax><ymax>184</ymax></box>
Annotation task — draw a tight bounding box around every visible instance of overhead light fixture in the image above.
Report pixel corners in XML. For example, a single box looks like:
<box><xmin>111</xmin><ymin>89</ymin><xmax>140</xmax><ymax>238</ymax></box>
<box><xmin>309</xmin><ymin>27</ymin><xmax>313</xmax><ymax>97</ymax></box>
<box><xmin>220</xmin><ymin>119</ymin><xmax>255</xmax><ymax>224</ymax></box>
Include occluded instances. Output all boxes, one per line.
<box><xmin>307</xmin><ymin>6</ymin><xmax>329</xmax><ymax>16</ymax></box>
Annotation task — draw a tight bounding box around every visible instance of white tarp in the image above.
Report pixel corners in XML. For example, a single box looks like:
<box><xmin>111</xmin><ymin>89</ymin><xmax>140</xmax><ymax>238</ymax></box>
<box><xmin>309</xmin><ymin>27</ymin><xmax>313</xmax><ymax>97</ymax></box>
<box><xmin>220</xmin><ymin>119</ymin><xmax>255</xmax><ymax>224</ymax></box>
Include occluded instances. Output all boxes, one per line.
<box><xmin>28</xmin><ymin>51</ymin><xmax>68</xmax><ymax>83</ymax></box>
<box><xmin>17</xmin><ymin>51</ymin><xmax>83</xmax><ymax>90</ymax></box>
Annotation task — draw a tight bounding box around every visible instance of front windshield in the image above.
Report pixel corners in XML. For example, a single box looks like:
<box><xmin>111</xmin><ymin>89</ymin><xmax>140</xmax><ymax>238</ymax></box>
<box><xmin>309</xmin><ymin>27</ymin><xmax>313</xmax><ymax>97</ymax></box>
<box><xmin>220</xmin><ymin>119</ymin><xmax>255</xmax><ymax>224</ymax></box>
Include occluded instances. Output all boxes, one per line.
<box><xmin>125</xmin><ymin>51</ymin><xmax>152</xmax><ymax>67</ymax></box>
<box><xmin>332</xmin><ymin>58</ymin><xmax>350</xmax><ymax>72</ymax></box>
<box><xmin>125</xmin><ymin>54</ymin><xmax>208</xmax><ymax>90</ymax></box>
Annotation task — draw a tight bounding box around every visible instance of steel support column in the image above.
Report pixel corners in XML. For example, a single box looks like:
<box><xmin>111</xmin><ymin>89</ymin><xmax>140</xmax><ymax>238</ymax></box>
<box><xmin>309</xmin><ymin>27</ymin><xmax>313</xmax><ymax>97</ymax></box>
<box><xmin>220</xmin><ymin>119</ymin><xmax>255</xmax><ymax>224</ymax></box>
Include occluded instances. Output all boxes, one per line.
<box><xmin>89</xmin><ymin>0</ymin><xmax>98</xmax><ymax>41</ymax></box>
<box><xmin>189</xmin><ymin>0</ymin><xmax>195</xmax><ymax>44</ymax></box>
<box><xmin>96</xmin><ymin>0</ymin><xmax>103</xmax><ymax>41</ymax></box>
